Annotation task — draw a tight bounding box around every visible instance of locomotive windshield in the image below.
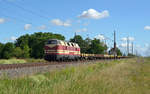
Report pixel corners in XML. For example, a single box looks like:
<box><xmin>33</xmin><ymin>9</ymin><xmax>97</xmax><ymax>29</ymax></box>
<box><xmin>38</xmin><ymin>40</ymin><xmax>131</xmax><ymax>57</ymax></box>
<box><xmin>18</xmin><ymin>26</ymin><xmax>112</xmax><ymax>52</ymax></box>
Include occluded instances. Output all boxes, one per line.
<box><xmin>47</xmin><ymin>40</ymin><xmax>57</xmax><ymax>44</ymax></box>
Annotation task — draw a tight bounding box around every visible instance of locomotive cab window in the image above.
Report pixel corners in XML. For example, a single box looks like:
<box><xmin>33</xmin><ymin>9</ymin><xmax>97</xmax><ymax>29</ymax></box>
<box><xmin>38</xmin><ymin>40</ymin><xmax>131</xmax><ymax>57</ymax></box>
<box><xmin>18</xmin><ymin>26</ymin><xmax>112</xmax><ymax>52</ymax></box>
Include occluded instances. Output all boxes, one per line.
<box><xmin>67</xmin><ymin>42</ymin><xmax>70</xmax><ymax>46</ymax></box>
<box><xmin>47</xmin><ymin>40</ymin><xmax>57</xmax><ymax>44</ymax></box>
<box><xmin>71</xmin><ymin>43</ymin><xmax>74</xmax><ymax>47</ymax></box>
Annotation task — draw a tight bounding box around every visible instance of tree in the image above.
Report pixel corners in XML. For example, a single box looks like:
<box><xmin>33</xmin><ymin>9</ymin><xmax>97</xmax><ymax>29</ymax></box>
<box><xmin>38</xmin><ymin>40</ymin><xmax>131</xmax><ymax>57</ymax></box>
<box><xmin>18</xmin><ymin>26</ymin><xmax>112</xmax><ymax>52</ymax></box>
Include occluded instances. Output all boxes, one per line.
<box><xmin>15</xmin><ymin>34</ymin><xmax>30</xmax><ymax>48</ymax></box>
<box><xmin>70</xmin><ymin>36</ymin><xmax>108</xmax><ymax>54</ymax></box>
<box><xmin>117</xmin><ymin>48</ymin><xmax>123</xmax><ymax>56</ymax></box>
<box><xmin>109</xmin><ymin>47</ymin><xmax>122</xmax><ymax>56</ymax></box>
<box><xmin>15</xmin><ymin>32</ymin><xmax>65</xmax><ymax>58</ymax></box>
<box><xmin>15</xmin><ymin>34</ymin><xmax>30</xmax><ymax>58</ymax></box>
<box><xmin>22</xmin><ymin>44</ymin><xmax>30</xmax><ymax>58</ymax></box>
<box><xmin>13</xmin><ymin>47</ymin><xmax>23</xmax><ymax>58</ymax></box>
<box><xmin>0</xmin><ymin>43</ymin><xmax>4</xmax><ymax>59</ymax></box>
<box><xmin>30</xmin><ymin>39</ymin><xmax>45</xmax><ymax>58</ymax></box>
<box><xmin>88</xmin><ymin>39</ymin><xmax>107</xmax><ymax>54</ymax></box>
<box><xmin>1</xmin><ymin>43</ymin><xmax>15</xmax><ymax>59</ymax></box>
<box><xmin>70</xmin><ymin>35</ymin><xmax>88</xmax><ymax>53</ymax></box>
<box><xmin>84</xmin><ymin>37</ymin><xmax>92</xmax><ymax>53</ymax></box>
<box><xmin>28</xmin><ymin>32</ymin><xmax>65</xmax><ymax>58</ymax></box>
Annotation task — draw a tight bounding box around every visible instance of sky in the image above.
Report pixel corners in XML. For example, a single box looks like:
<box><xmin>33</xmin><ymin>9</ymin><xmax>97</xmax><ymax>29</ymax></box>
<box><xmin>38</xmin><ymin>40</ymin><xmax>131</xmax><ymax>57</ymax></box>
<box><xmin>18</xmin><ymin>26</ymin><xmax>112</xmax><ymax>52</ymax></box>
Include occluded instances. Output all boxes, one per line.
<box><xmin>0</xmin><ymin>0</ymin><xmax>150</xmax><ymax>56</ymax></box>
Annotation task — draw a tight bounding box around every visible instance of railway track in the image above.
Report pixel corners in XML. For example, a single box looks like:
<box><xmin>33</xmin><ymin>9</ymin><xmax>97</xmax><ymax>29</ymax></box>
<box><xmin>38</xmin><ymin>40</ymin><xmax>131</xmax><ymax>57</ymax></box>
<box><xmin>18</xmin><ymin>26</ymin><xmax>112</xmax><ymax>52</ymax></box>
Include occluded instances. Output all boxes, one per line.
<box><xmin>0</xmin><ymin>59</ymin><xmax>121</xmax><ymax>78</ymax></box>
<box><xmin>0</xmin><ymin>60</ymin><xmax>90</xmax><ymax>70</ymax></box>
<box><xmin>0</xmin><ymin>59</ymin><xmax>113</xmax><ymax>70</ymax></box>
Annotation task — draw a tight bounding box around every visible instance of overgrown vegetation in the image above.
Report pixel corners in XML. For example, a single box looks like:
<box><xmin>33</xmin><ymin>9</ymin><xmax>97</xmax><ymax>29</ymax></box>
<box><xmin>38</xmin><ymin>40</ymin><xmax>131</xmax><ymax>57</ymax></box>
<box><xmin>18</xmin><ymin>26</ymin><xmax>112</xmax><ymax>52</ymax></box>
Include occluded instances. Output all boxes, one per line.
<box><xmin>0</xmin><ymin>58</ymin><xmax>149</xmax><ymax>94</ymax></box>
<box><xmin>0</xmin><ymin>58</ymin><xmax>47</xmax><ymax>64</ymax></box>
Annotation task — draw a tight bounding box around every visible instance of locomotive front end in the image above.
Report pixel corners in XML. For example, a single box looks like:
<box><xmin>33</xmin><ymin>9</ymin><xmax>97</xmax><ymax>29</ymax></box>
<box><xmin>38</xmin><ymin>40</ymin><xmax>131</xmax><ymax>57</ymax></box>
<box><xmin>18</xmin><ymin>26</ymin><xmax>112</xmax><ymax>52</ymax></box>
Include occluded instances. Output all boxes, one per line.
<box><xmin>44</xmin><ymin>39</ymin><xmax>60</xmax><ymax>61</ymax></box>
<box><xmin>44</xmin><ymin>39</ymin><xmax>81</xmax><ymax>61</ymax></box>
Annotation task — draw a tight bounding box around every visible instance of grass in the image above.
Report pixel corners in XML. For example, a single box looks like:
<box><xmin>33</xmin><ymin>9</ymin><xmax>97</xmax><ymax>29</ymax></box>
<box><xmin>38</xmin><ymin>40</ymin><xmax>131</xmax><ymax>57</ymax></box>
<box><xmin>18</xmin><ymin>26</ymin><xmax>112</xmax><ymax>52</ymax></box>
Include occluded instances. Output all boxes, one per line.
<box><xmin>0</xmin><ymin>58</ymin><xmax>150</xmax><ymax>94</ymax></box>
<box><xmin>0</xmin><ymin>59</ymin><xmax>26</xmax><ymax>64</ymax></box>
<box><xmin>0</xmin><ymin>58</ymin><xmax>47</xmax><ymax>64</ymax></box>
<box><xmin>25</xmin><ymin>58</ymin><xmax>47</xmax><ymax>63</ymax></box>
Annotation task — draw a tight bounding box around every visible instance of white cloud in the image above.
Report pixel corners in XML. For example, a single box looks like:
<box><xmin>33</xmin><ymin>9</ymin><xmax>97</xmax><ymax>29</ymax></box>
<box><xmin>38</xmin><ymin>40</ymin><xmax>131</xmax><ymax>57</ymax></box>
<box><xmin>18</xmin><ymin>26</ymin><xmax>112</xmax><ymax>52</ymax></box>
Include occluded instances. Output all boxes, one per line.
<box><xmin>144</xmin><ymin>26</ymin><xmax>150</xmax><ymax>30</ymax></box>
<box><xmin>134</xmin><ymin>44</ymin><xmax>150</xmax><ymax>56</ymax></box>
<box><xmin>95</xmin><ymin>34</ymin><xmax>105</xmax><ymax>40</ymax></box>
<box><xmin>121</xmin><ymin>37</ymin><xmax>134</xmax><ymax>41</ymax></box>
<box><xmin>139</xmin><ymin>43</ymin><xmax>150</xmax><ymax>56</ymax></box>
<box><xmin>37</xmin><ymin>25</ymin><xmax>47</xmax><ymax>30</ymax></box>
<box><xmin>76</xmin><ymin>28</ymin><xmax>87</xmax><ymax>32</ymax></box>
<box><xmin>82</xmin><ymin>28</ymin><xmax>87</xmax><ymax>32</ymax></box>
<box><xmin>78</xmin><ymin>9</ymin><xmax>109</xmax><ymax>19</ymax></box>
<box><xmin>121</xmin><ymin>37</ymin><xmax>127</xmax><ymax>41</ymax></box>
<box><xmin>128</xmin><ymin>37</ymin><xmax>134</xmax><ymax>41</ymax></box>
<box><xmin>10</xmin><ymin>36</ymin><xmax>17</xmax><ymax>41</ymax></box>
<box><xmin>145</xmin><ymin>46</ymin><xmax>150</xmax><ymax>56</ymax></box>
<box><xmin>0</xmin><ymin>18</ymin><xmax>6</xmax><ymax>24</ymax></box>
<box><xmin>63</xmin><ymin>20</ymin><xmax>71</xmax><ymax>27</ymax></box>
<box><xmin>120</xmin><ymin>43</ymin><xmax>127</xmax><ymax>48</ymax></box>
<box><xmin>5</xmin><ymin>36</ymin><xmax>17</xmax><ymax>42</ymax></box>
<box><xmin>119</xmin><ymin>43</ymin><xmax>150</xmax><ymax>56</ymax></box>
<box><xmin>144</xmin><ymin>43</ymin><xmax>149</xmax><ymax>47</ymax></box>
<box><xmin>120</xmin><ymin>43</ymin><xmax>132</xmax><ymax>48</ymax></box>
<box><xmin>51</xmin><ymin>19</ymin><xmax>71</xmax><ymax>27</ymax></box>
<box><xmin>24</xmin><ymin>24</ymin><xmax>32</xmax><ymax>30</ymax></box>
<box><xmin>51</xmin><ymin>19</ymin><xmax>63</xmax><ymax>26</ymax></box>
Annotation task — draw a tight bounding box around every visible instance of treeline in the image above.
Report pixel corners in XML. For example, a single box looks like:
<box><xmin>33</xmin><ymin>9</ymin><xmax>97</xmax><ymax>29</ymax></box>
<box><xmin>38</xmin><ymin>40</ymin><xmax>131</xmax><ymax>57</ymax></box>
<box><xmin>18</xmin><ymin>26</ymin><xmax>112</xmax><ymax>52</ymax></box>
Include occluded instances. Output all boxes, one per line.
<box><xmin>0</xmin><ymin>32</ymin><xmax>65</xmax><ymax>59</ymax></box>
<box><xmin>70</xmin><ymin>35</ymin><xmax>107</xmax><ymax>54</ymax></box>
<box><xmin>70</xmin><ymin>35</ymin><xmax>122</xmax><ymax>56</ymax></box>
<box><xmin>0</xmin><ymin>32</ymin><xmax>122</xmax><ymax>59</ymax></box>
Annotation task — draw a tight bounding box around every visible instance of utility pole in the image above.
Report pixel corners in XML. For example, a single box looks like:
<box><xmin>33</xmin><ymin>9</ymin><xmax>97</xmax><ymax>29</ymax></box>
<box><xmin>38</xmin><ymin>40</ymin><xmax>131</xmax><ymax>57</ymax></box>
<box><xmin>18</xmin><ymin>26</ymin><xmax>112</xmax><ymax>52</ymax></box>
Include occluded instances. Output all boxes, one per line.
<box><xmin>127</xmin><ymin>36</ymin><xmax>129</xmax><ymax>55</ymax></box>
<box><xmin>74</xmin><ymin>32</ymin><xmax>76</xmax><ymax>43</ymax></box>
<box><xmin>136</xmin><ymin>50</ymin><xmax>138</xmax><ymax>56</ymax></box>
<box><xmin>132</xmin><ymin>42</ymin><xmax>134</xmax><ymax>55</ymax></box>
<box><xmin>114</xmin><ymin>30</ymin><xmax>117</xmax><ymax>59</ymax></box>
<box><xmin>103</xmin><ymin>39</ymin><xmax>107</xmax><ymax>54</ymax></box>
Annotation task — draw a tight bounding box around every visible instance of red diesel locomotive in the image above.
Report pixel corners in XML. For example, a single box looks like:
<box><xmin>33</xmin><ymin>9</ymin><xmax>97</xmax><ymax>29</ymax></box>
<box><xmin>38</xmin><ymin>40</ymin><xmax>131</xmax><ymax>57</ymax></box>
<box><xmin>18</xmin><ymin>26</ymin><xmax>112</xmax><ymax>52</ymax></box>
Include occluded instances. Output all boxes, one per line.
<box><xmin>44</xmin><ymin>39</ymin><xmax>80</xmax><ymax>61</ymax></box>
<box><xmin>44</xmin><ymin>39</ymin><xmax>127</xmax><ymax>61</ymax></box>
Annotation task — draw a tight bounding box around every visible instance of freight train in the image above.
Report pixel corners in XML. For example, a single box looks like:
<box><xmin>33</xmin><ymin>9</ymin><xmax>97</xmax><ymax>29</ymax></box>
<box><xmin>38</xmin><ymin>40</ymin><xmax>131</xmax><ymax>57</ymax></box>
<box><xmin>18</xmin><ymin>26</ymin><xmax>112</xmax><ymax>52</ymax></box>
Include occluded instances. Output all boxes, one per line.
<box><xmin>44</xmin><ymin>39</ymin><xmax>125</xmax><ymax>61</ymax></box>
